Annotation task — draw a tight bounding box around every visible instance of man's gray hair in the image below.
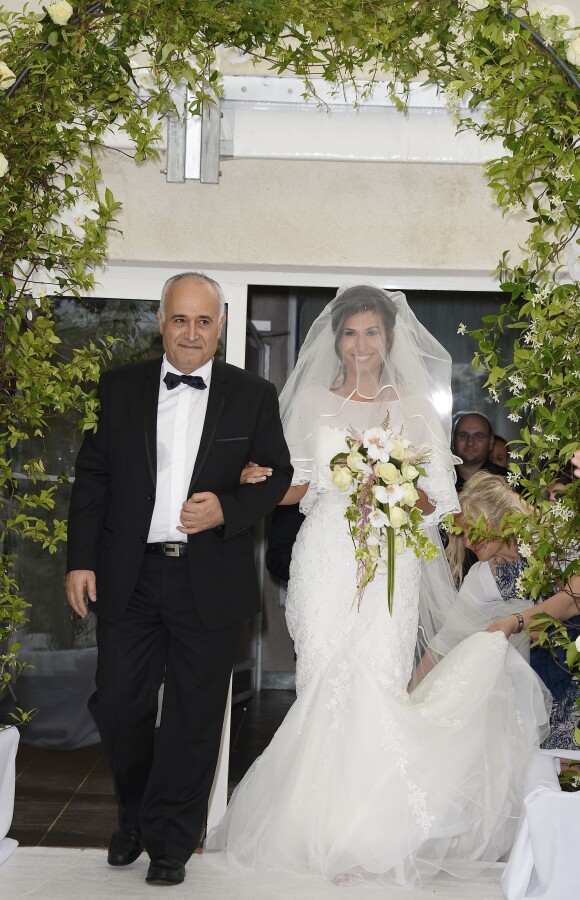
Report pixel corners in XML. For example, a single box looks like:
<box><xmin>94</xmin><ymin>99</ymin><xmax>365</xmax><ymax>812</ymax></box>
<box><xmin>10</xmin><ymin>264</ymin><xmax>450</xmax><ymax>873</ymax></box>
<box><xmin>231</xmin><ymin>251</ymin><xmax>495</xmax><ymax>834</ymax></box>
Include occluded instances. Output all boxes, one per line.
<box><xmin>159</xmin><ymin>272</ymin><xmax>226</xmax><ymax>319</ymax></box>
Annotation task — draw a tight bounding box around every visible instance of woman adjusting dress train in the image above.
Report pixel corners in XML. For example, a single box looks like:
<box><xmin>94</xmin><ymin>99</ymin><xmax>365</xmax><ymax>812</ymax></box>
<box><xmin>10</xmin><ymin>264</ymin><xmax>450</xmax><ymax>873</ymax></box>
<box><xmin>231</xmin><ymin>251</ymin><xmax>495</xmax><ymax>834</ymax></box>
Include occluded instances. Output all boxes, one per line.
<box><xmin>206</xmin><ymin>285</ymin><xmax>550</xmax><ymax>887</ymax></box>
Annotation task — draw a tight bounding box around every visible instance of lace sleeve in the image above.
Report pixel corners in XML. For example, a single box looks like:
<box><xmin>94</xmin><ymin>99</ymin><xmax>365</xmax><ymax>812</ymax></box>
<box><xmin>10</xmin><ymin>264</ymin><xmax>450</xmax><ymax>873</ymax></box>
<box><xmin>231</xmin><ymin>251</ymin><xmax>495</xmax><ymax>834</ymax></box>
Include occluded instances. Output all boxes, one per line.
<box><xmin>418</xmin><ymin>453</ymin><xmax>460</xmax><ymax>524</ymax></box>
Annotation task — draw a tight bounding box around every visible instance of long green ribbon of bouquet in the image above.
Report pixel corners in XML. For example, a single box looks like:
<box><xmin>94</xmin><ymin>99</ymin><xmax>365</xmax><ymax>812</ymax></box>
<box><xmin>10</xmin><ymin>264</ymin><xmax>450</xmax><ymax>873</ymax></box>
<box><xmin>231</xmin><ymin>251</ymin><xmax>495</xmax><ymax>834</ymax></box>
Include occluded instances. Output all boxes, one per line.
<box><xmin>386</xmin><ymin>524</ymin><xmax>395</xmax><ymax>616</ymax></box>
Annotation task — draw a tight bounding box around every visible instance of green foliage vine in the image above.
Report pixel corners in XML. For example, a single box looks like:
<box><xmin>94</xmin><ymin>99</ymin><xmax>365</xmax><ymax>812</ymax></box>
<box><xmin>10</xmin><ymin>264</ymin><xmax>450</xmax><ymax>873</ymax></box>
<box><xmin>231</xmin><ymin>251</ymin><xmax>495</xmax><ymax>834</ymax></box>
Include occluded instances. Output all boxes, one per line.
<box><xmin>0</xmin><ymin>1</ymin><xmax>579</xmax><ymax>723</ymax></box>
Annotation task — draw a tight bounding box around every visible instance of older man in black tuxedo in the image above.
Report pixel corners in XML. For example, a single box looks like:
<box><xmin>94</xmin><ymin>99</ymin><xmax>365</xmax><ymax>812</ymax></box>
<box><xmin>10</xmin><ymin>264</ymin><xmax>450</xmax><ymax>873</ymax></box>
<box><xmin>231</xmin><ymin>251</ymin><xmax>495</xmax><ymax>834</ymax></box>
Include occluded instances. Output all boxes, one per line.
<box><xmin>65</xmin><ymin>272</ymin><xmax>292</xmax><ymax>886</ymax></box>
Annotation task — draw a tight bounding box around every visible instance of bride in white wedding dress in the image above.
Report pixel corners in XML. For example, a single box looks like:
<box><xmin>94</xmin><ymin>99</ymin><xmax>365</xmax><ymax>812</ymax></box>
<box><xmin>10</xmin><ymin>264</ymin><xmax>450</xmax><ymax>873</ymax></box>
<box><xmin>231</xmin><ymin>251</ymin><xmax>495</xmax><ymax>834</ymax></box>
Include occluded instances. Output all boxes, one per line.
<box><xmin>206</xmin><ymin>285</ymin><xmax>550</xmax><ymax>888</ymax></box>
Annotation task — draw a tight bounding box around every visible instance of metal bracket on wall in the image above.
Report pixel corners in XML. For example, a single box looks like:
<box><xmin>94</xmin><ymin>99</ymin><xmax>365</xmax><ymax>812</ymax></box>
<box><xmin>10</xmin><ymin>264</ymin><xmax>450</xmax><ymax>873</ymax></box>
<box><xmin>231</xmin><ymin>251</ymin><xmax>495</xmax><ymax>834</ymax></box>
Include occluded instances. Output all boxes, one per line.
<box><xmin>200</xmin><ymin>90</ymin><xmax>221</xmax><ymax>184</ymax></box>
<box><xmin>165</xmin><ymin>82</ymin><xmax>187</xmax><ymax>184</ymax></box>
<box><xmin>165</xmin><ymin>86</ymin><xmax>222</xmax><ymax>184</ymax></box>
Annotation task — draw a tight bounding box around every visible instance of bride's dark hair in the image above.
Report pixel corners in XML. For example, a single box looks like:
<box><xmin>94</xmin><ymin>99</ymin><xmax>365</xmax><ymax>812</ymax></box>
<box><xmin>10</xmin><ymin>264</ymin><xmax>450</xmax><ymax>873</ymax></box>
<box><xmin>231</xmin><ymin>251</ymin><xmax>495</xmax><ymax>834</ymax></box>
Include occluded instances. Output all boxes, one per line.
<box><xmin>330</xmin><ymin>286</ymin><xmax>397</xmax><ymax>387</ymax></box>
<box><xmin>330</xmin><ymin>285</ymin><xmax>397</xmax><ymax>355</ymax></box>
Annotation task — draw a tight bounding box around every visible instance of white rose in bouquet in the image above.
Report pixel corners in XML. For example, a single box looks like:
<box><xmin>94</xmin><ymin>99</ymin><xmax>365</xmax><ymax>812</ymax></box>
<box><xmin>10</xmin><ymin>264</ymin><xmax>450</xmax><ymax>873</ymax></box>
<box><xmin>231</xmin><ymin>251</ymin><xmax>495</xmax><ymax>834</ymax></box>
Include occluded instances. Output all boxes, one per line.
<box><xmin>401</xmin><ymin>462</ymin><xmax>420</xmax><ymax>481</ymax></box>
<box><xmin>375</xmin><ymin>461</ymin><xmax>400</xmax><ymax>483</ymax></box>
<box><xmin>332</xmin><ymin>465</ymin><xmax>353</xmax><ymax>491</ymax></box>
<box><xmin>388</xmin><ymin>506</ymin><xmax>408</xmax><ymax>528</ymax></box>
<box><xmin>400</xmin><ymin>481</ymin><xmax>420</xmax><ymax>506</ymax></box>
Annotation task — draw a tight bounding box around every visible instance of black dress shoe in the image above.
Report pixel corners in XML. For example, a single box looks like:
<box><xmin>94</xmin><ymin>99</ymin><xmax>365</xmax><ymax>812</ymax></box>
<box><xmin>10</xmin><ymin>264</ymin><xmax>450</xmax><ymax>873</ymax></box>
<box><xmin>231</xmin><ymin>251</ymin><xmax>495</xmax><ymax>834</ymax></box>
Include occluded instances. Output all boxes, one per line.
<box><xmin>107</xmin><ymin>829</ymin><xmax>144</xmax><ymax>866</ymax></box>
<box><xmin>146</xmin><ymin>856</ymin><xmax>186</xmax><ymax>886</ymax></box>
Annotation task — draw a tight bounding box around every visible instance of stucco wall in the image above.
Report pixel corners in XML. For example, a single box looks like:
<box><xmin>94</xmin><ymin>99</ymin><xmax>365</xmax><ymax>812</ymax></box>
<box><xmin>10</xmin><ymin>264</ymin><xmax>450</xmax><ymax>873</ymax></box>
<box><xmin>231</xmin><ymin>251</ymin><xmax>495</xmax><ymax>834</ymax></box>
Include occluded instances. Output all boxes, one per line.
<box><xmin>102</xmin><ymin>151</ymin><xmax>531</xmax><ymax>274</ymax></box>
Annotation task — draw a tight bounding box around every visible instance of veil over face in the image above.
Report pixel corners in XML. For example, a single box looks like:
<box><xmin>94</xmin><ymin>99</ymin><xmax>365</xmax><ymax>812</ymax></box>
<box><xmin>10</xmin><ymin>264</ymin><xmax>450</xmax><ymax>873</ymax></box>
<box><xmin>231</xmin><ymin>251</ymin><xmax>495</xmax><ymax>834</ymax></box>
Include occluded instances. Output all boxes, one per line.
<box><xmin>279</xmin><ymin>285</ymin><xmax>457</xmax><ymax>486</ymax></box>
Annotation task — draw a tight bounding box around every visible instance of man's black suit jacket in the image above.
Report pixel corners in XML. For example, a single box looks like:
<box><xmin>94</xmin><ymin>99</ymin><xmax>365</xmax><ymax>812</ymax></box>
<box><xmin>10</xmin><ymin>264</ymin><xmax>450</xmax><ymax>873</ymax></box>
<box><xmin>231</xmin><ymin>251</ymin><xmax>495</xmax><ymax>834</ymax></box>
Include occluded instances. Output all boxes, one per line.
<box><xmin>66</xmin><ymin>356</ymin><xmax>293</xmax><ymax>629</ymax></box>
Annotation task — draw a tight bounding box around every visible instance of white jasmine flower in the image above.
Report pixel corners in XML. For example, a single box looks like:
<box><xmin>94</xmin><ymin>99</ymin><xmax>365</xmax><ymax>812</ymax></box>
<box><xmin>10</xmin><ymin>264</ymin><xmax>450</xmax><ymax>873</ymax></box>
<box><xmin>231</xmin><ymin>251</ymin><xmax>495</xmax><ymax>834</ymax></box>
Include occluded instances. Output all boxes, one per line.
<box><xmin>0</xmin><ymin>61</ymin><xmax>16</xmax><ymax>90</ymax></box>
<box><xmin>508</xmin><ymin>374</ymin><xmax>525</xmax><ymax>395</ymax></box>
<box><xmin>457</xmin><ymin>322</ymin><xmax>468</xmax><ymax>335</ymax></box>
<box><xmin>551</xmin><ymin>500</ymin><xmax>573</xmax><ymax>521</ymax></box>
<box><xmin>508</xmin><ymin>412</ymin><xmax>521</xmax><ymax>422</ymax></box>
<box><xmin>489</xmin><ymin>388</ymin><xmax>500</xmax><ymax>403</ymax></box>
<box><xmin>47</xmin><ymin>1</ymin><xmax>74</xmax><ymax>26</ymax></box>
<box><xmin>518</xmin><ymin>541</ymin><xmax>532</xmax><ymax>558</ymax></box>
<box><xmin>507</xmin><ymin>472</ymin><xmax>520</xmax><ymax>486</ymax></box>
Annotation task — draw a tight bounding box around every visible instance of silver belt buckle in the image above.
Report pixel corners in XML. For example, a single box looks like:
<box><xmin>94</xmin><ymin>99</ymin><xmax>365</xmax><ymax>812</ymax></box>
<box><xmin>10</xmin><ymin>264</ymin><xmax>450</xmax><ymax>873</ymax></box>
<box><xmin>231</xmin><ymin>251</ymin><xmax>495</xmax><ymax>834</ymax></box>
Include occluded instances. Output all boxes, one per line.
<box><xmin>165</xmin><ymin>542</ymin><xmax>181</xmax><ymax>558</ymax></box>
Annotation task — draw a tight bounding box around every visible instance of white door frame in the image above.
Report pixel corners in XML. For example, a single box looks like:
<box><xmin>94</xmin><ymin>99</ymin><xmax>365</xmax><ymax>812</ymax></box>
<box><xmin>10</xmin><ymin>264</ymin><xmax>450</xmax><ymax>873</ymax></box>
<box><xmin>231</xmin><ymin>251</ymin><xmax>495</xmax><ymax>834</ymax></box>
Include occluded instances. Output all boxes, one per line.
<box><xmin>84</xmin><ymin>262</ymin><xmax>499</xmax><ymax>828</ymax></box>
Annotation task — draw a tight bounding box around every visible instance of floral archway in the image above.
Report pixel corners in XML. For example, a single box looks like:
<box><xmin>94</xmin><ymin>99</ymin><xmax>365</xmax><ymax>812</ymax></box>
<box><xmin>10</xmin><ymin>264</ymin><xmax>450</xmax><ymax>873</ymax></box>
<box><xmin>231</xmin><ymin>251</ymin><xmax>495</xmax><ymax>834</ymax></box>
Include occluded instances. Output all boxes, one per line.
<box><xmin>0</xmin><ymin>0</ymin><xmax>579</xmax><ymax>706</ymax></box>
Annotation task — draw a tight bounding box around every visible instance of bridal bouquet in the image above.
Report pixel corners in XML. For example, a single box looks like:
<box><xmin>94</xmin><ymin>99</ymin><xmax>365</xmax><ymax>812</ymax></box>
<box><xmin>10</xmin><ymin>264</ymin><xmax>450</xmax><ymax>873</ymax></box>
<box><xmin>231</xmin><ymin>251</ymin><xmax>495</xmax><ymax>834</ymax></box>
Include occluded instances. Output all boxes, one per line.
<box><xmin>330</xmin><ymin>422</ymin><xmax>439</xmax><ymax>614</ymax></box>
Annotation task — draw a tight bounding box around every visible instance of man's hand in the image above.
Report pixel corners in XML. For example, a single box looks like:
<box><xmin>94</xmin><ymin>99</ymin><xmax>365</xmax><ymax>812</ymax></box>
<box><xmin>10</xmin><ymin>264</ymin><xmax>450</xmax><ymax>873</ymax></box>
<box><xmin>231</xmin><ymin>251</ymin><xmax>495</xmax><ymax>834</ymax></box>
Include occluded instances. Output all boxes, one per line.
<box><xmin>178</xmin><ymin>492</ymin><xmax>225</xmax><ymax>535</ymax></box>
<box><xmin>65</xmin><ymin>569</ymin><xmax>96</xmax><ymax>618</ymax></box>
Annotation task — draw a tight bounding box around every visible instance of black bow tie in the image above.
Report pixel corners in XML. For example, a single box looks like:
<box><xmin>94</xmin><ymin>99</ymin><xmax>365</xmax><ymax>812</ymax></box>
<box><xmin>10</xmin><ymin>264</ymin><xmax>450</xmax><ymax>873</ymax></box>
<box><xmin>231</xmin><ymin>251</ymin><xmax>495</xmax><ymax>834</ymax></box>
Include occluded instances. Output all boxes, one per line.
<box><xmin>164</xmin><ymin>371</ymin><xmax>207</xmax><ymax>391</ymax></box>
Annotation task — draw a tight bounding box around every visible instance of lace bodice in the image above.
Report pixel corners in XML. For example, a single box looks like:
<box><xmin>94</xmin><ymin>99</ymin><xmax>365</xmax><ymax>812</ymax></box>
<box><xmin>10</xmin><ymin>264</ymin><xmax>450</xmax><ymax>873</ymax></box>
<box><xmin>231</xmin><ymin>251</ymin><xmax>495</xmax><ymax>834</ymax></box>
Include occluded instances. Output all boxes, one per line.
<box><xmin>292</xmin><ymin>391</ymin><xmax>458</xmax><ymax>524</ymax></box>
<box><xmin>284</xmin><ymin>399</ymin><xmax>459</xmax><ymax>696</ymax></box>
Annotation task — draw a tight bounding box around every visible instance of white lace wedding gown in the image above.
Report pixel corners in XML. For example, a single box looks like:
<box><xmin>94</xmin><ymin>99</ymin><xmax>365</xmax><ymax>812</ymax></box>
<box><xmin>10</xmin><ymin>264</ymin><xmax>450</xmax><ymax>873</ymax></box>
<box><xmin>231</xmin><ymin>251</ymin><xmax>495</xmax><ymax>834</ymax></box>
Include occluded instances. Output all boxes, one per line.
<box><xmin>206</xmin><ymin>397</ymin><xmax>550</xmax><ymax>888</ymax></box>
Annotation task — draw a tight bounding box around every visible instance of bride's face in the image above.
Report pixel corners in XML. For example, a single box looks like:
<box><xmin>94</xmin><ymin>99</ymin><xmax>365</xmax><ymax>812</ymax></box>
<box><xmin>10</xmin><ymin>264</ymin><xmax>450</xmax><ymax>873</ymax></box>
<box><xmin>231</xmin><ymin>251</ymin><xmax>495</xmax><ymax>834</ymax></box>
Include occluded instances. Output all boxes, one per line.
<box><xmin>338</xmin><ymin>310</ymin><xmax>388</xmax><ymax>381</ymax></box>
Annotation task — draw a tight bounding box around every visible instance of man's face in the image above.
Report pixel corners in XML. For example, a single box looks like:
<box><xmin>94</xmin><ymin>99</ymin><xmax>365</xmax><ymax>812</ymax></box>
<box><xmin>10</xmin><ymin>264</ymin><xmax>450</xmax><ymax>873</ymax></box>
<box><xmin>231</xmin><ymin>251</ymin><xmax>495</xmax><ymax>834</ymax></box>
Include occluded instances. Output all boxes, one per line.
<box><xmin>454</xmin><ymin>415</ymin><xmax>493</xmax><ymax>467</ymax></box>
<box><xmin>158</xmin><ymin>278</ymin><xmax>225</xmax><ymax>374</ymax></box>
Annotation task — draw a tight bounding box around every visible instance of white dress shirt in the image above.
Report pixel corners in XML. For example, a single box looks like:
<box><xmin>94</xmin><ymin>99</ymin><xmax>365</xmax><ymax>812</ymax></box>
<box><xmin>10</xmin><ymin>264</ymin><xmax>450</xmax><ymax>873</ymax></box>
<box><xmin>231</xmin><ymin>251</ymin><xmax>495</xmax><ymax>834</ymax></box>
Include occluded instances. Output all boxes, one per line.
<box><xmin>147</xmin><ymin>355</ymin><xmax>213</xmax><ymax>543</ymax></box>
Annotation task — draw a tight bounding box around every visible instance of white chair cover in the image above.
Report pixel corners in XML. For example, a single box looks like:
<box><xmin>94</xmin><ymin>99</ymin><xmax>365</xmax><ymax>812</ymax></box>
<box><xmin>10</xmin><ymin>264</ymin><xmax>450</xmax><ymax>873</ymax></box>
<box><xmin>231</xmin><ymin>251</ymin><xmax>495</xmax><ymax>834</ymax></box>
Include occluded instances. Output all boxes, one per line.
<box><xmin>0</xmin><ymin>726</ymin><xmax>19</xmax><ymax>864</ymax></box>
<box><xmin>502</xmin><ymin>748</ymin><xmax>580</xmax><ymax>900</ymax></box>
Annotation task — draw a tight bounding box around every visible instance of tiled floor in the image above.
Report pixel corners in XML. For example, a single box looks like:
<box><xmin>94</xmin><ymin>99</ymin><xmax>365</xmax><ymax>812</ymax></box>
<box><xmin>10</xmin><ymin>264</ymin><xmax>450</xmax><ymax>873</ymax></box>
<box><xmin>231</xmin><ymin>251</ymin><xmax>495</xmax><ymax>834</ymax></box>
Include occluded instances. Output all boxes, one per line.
<box><xmin>8</xmin><ymin>689</ymin><xmax>295</xmax><ymax>849</ymax></box>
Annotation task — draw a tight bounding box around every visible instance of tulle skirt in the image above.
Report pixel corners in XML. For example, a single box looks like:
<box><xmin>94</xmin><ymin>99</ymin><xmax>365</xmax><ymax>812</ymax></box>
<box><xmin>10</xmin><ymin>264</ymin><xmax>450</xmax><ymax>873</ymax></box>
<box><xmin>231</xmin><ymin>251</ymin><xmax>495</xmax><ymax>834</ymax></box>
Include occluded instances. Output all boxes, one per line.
<box><xmin>206</xmin><ymin>632</ymin><xmax>550</xmax><ymax>887</ymax></box>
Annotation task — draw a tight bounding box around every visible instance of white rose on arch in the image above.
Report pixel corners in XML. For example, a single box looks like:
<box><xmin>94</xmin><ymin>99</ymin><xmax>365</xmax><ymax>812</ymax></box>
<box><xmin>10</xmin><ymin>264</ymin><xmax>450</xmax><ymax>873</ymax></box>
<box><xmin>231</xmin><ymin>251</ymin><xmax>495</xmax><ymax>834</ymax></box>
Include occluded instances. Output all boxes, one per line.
<box><xmin>0</xmin><ymin>151</ymin><xmax>8</xmax><ymax>178</ymax></box>
<box><xmin>47</xmin><ymin>1</ymin><xmax>74</xmax><ymax>26</ymax></box>
<box><xmin>0</xmin><ymin>61</ymin><xmax>16</xmax><ymax>90</ymax></box>
<box><xmin>566</xmin><ymin>36</ymin><xmax>580</xmax><ymax>67</ymax></box>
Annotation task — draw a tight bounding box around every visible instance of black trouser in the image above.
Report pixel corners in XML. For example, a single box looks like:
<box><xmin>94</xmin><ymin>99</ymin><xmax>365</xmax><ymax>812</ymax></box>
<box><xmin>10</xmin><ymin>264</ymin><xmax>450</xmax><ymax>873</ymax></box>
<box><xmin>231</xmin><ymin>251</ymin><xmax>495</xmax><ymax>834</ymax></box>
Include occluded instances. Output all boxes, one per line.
<box><xmin>89</xmin><ymin>553</ymin><xmax>240</xmax><ymax>862</ymax></box>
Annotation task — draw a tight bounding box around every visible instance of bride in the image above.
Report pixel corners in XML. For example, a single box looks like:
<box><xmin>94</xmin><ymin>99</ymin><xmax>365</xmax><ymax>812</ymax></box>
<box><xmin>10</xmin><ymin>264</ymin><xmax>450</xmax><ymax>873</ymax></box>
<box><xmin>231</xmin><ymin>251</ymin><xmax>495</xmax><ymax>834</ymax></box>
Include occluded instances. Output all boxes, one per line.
<box><xmin>206</xmin><ymin>285</ymin><xmax>550</xmax><ymax>887</ymax></box>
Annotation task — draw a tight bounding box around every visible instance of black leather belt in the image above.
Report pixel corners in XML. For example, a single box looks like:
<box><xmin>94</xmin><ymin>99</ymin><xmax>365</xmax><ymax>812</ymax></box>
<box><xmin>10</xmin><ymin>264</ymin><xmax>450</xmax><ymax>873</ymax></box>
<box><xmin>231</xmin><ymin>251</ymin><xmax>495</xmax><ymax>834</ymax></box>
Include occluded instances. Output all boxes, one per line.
<box><xmin>145</xmin><ymin>542</ymin><xmax>188</xmax><ymax>558</ymax></box>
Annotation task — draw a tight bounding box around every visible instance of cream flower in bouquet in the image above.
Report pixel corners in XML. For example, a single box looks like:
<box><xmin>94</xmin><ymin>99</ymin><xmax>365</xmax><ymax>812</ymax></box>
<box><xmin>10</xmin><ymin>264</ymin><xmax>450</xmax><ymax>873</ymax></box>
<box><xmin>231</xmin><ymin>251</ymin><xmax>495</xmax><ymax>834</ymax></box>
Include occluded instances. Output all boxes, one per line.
<box><xmin>331</xmin><ymin>421</ymin><xmax>438</xmax><ymax>613</ymax></box>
